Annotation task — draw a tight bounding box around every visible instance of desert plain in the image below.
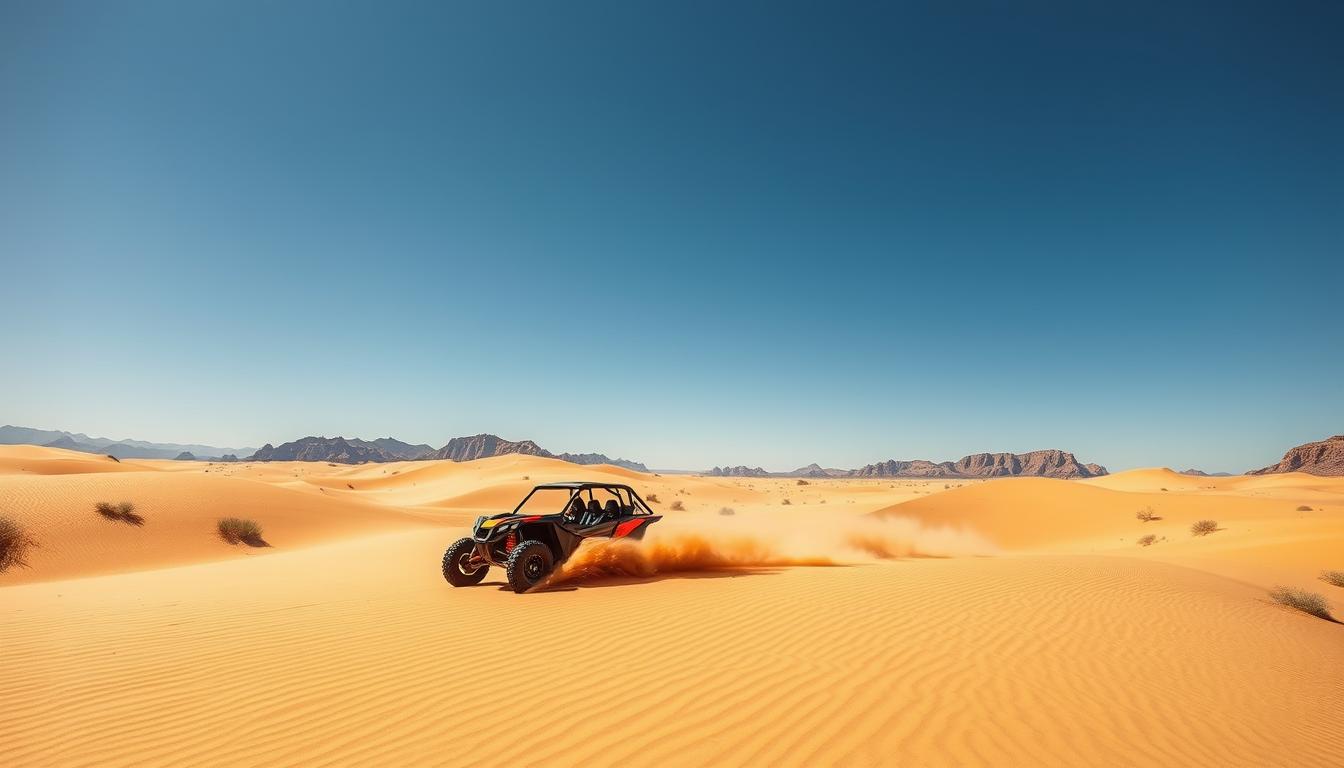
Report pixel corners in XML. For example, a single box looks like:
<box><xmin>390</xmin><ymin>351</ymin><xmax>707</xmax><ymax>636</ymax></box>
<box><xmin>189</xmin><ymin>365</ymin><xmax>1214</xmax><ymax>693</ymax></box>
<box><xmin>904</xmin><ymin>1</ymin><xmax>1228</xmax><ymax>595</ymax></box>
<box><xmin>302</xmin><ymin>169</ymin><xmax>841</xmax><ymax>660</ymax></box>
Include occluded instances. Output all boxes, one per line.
<box><xmin>2</xmin><ymin>444</ymin><xmax>1342</xmax><ymax>767</ymax></box>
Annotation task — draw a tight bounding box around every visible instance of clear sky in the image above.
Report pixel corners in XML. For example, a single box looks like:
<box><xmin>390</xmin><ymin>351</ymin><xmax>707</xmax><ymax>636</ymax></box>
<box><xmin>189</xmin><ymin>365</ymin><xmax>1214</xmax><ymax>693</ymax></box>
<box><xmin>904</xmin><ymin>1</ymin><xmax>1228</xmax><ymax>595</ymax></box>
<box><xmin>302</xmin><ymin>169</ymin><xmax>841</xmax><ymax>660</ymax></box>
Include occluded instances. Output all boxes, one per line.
<box><xmin>2</xmin><ymin>2</ymin><xmax>1341</xmax><ymax>473</ymax></box>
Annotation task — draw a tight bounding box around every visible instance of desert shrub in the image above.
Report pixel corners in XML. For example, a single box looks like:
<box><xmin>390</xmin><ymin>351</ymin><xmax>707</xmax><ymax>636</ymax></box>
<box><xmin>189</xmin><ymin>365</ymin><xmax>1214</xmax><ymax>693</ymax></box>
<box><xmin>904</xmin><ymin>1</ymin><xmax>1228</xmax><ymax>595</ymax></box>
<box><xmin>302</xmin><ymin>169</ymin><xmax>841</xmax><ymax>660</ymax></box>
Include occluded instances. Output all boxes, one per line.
<box><xmin>646</xmin><ymin>493</ymin><xmax>660</xmax><ymax>503</ymax></box>
<box><xmin>217</xmin><ymin>517</ymin><xmax>267</xmax><ymax>547</ymax></box>
<box><xmin>1269</xmin><ymin>586</ymin><xmax>1334</xmax><ymax>621</ymax></box>
<box><xmin>106</xmin><ymin>454</ymin><xmax>120</xmax><ymax>463</ymax></box>
<box><xmin>1296</xmin><ymin>505</ymin><xmax>1312</xmax><ymax>512</ymax></box>
<box><xmin>1190</xmin><ymin>519</ymin><xmax>1219</xmax><ymax>536</ymax></box>
<box><xmin>1160</xmin><ymin>487</ymin><xmax>1168</xmax><ymax>492</ymax></box>
<box><xmin>1137</xmin><ymin>534</ymin><xmax>1157</xmax><ymax>547</ymax></box>
<box><xmin>1320</xmin><ymin>571</ymin><xmax>1344</xmax><ymax>588</ymax></box>
<box><xmin>718</xmin><ymin>507</ymin><xmax>735</xmax><ymax>516</ymax></box>
<box><xmin>0</xmin><ymin>516</ymin><xmax>37</xmax><ymax>572</ymax></box>
<box><xmin>669</xmin><ymin>500</ymin><xmax>684</xmax><ymax>511</ymax></box>
<box><xmin>95</xmin><ymin>501</ymin><xmax>144</xmax><ymax>526</ymax></box>
<box><xmin>781</xmin><ymin>498</ymin><xmax>792</xmax><ymax>506</ymax></box>
<box><xmin>1136</xmin><ymin>506</ymin><xmax>1160</xmax><ymax>522</ymax></box>
<box><xmin>796</xmin><ymin>479</ymin><xmax>810</xmax><ymax>486</ymax></box>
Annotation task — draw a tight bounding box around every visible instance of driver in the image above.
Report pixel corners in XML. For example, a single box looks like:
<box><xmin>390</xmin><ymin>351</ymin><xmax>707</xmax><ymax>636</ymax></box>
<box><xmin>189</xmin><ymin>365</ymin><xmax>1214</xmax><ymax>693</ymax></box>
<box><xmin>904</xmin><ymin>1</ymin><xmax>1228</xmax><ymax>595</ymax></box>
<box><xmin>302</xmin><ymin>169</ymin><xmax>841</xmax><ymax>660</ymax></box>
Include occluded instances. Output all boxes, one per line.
<box><xmin>566</xmin><ymin>496</ymin><xmax>586</xmax><ymax>522</ymax></box>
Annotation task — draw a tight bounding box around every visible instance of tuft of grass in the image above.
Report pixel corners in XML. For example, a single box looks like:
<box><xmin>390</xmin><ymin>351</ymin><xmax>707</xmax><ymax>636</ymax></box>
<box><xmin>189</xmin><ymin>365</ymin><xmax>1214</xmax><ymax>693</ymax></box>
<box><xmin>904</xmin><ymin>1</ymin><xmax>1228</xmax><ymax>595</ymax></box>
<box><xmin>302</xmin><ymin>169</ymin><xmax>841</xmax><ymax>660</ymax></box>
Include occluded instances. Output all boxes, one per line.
<box><xmin>1190</xmin><ymin>519</ymin><xmax>1219</xmax><ymax>536</ymax></box>
<box><xmin>1137</xmin><ymin>534</ymin><xmax>1157</xmax><ymax>547</ymax></box>
<box><xmin>217</xmin><ymin>517</ymin><xmax>268</xmax><ymax>547</ymax></box>
<box><xmin>796</xmin><ymin>479</ymin><xmax>810</xmax><ymax>486</ymax></box>
<box><xmin>1320</xmin><ymin>571</ymin><xmax>1344</xmax><ymax>588</ymax></box>
<box><xmin>718</xmin><ymin>507</ymin><xmax>735</xmax><ymax>516</ymax></box>
<box><xmin>781</xmin><ymin>498</ymin><xmax>792</xmax><ymax>505</ymax></box>
<box><xmin>1269</xmin><ymin>586</ymin><xmax>1334</xmax><ymax>621</ymax></box>
<box><xmin>0</xmin><ymin>516</ymin><xmax>38</xmax><ymax>572</ymax></box>
<box><xmin>96</xmin><ymin>501</ymin><xmax>144</xmax><ymax>526</ymax></box>
<box><xmin>1296</xmin><ymin>505</ymin><xmax>1312</xmax><ymax>512</ymax></box>
<box><xmin>669</xmin><ymin>500</ymin><xmax>685</xmax><ymax>511</ymax></box>
<box><xmin>645</xmin><ymin>493</ymin><xmax>660</xmax><ymax>503</ymax></box>
<box><xmin>1136</xmin><ymin>506</ymin><xmax>1160</xmax><ymax>522</ymax></box>
<box><xmin>1160</xmin><ymin>487</ymin><xmax>1168</xmax><ymax>492</ymax></box>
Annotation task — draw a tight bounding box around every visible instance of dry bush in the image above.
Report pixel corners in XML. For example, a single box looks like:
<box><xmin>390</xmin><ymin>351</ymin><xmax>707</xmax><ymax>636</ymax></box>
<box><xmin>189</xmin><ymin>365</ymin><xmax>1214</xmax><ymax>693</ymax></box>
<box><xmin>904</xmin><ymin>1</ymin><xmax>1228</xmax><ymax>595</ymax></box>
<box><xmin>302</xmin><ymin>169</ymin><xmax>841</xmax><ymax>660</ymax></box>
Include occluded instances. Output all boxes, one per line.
<box><xmin>781</xmin><ymin>498</ymin><xmax>792</xmax><ymax>506</ymax></box>
<box><xmin>106</xmin><ymin>454</ymin><xmax>121</xmax><ymax>463</ymax></box>
<box><xmin>1136</xmin><ymin>506</ymin><xmax>1160</xmax><ymax>522</ymax></box>
<box><xmin>218</xmin><ymin>517</ymin><xmax>268</xmax><ymax>547</ymax></box>
<box><xmin>1296</xmin><ymin>505</ymin><xmax>1312</xmax><ymax>512</ymax></box>
<box><xmin>1269</xmin><ymin>586</ymin><xmax>1334</xmax><ymax>621</ymax></box>
<box><xmin>718</xmin><ymin>507</ymin><xmax>735</xmax><ymax>516</ymax></box>
<box><xmin>1160</xmin><ymin>487</ymin><xmax>1168</xmax><ymax>492</ymax></box>
<box><xmin>796</xmin><ymin>479</ymin><xmax>810</xmax><ymax>486</ymax></box>
<box><xmin>1321</xmin><ymin>571</ymin><xmax>1344</xmax><ymax>588</ymax></box>
<box><xmin>1137</xmin><ymin>534</ymin><xmax>1157</xmax><ymax>547</ymax></box>
<box><xmin>0</xmin><ymin>516</ymin><xmax>38</xmax><ymax>572</ymax></box>
<box><xmin>96</xmin><ymin>501</ymin><xmax>144</xmax><ymax>526</ymax></box>
<box><xmin>1190</xmin><ymin>519</ymin><xmax>1219</xmax><ymax>536</ymax></box>
<box><xmin>669</xmin><ymin>500</ymin><xmax>684</xmax><ymax>511</ymax></box>
<box><xmin>645</xmin><ymin>493</ymin><xmax>660</xmax><ymax>503</ymax></box>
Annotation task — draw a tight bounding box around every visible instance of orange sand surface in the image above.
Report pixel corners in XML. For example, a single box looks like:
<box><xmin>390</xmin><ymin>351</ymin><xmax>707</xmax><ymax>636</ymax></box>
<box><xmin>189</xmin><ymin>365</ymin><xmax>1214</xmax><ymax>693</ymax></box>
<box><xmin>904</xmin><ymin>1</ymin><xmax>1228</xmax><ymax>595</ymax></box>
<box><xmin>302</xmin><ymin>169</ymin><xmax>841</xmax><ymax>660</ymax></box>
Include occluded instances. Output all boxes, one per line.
<box><xmin>2</xmin><ymin>446</ymin><xmax>1342</xmax><ymax>766</ymax></box>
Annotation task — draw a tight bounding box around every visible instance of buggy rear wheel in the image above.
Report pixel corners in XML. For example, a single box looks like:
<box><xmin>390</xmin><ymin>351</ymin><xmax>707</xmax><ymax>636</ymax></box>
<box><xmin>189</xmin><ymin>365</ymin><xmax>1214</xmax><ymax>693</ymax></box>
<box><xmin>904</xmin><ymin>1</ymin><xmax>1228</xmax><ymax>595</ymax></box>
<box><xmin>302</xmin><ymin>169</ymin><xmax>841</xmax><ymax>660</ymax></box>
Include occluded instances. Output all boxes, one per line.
<box><xmin>442</xmin><ymin>537</ymin><xmax>488</xmax><ymax>587</ymax></box>
<box><xmin>505</xmin><ymin>540</ymin><xmax>554</xmax><ymax>593</ymax></box>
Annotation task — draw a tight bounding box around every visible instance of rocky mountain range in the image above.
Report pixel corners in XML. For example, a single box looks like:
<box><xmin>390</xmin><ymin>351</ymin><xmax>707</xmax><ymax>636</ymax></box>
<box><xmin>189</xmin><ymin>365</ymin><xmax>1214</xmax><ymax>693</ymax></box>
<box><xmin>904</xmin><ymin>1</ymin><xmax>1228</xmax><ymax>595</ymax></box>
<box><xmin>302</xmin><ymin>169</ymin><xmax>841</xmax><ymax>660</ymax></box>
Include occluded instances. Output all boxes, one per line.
<box><xmin>250</xmin><ymin>437</ymin><xmax>398</xmax><ymax>464</ymax></box>
<box><xmin>350</xmin><ymin>437</ymin><xmax>434</xmax><ymax>460</ymax></box>
<box><xmin>1</xmin><ymin>424</ymin><xmax>254</xmax><ymax>461</ymax></box>
<box><xmin>847</xmin><ymin>450</ymin><xmax>1106</xmax><ymax>479</ymax></box>
<box><xmin>706</xmin><ymin>449</ymin><xmax>1106</xmax><ymax>479</ymax></box>
<box><xmin>426</xmin><ymin>434</ymin><xmax>548</xmax><ymax>462</ymax></box>
<box><xmin>707</xmin><ymin>465</ymin><xmax>772</xmax><ymax>478</ymax></box>
<box><xmin>246</xmin><ymin>433</ymin><xmax>648</xmax><ymax>471</ymax></box>
<box><xmin>1247</xmin><ymin>434</ymin><xmax>1344</xmax><ymax>476</ymax></box>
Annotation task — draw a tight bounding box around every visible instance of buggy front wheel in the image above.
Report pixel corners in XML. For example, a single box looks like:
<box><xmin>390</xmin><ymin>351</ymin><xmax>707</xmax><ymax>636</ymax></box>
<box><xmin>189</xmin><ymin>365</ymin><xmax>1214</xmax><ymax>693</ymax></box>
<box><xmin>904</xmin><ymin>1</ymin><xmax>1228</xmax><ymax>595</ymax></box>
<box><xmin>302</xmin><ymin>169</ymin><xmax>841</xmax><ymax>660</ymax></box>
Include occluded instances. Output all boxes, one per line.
<box><xmin>442</xmin><ymin>537</ymin><xmax>488</xmax><ymax>587</ymax></box>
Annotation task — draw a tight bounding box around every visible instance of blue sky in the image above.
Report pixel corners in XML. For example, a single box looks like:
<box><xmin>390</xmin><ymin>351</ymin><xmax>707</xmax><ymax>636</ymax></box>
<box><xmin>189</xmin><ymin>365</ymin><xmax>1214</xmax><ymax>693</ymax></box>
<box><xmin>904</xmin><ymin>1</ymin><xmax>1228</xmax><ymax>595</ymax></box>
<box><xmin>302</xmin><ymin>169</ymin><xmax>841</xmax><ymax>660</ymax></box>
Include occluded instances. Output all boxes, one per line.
<box><xmin>2</xmin><ymin>2</ymin><xmax>1341</xmax><ymax>472</ymax></box>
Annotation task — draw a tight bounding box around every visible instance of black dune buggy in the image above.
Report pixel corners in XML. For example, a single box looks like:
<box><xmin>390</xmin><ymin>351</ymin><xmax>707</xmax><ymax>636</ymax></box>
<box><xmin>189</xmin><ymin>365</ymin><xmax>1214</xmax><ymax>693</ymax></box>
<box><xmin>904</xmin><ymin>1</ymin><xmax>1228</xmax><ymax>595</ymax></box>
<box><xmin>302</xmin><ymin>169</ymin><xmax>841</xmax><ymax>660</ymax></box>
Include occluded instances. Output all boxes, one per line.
<box><xmin>442</xmin><ymin>482</ymin><xmax>661</xmax><ymax>593</ymax></box>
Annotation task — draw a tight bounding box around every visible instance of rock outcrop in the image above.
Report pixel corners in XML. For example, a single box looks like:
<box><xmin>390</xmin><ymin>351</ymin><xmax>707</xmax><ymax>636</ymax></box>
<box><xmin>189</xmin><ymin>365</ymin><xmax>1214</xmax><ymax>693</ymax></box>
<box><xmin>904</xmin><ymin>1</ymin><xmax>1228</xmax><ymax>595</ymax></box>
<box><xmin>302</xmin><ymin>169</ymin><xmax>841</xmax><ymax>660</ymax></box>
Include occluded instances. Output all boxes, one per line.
<box><xmin>849</xmin><ymin>450</ymin><xmax>1106</xmax><ymax>479</ymax></box>
<box><xmin>1247</xmin><ymin>435</ymin><xmax>1344</xmax><ymax>476</ymax></box>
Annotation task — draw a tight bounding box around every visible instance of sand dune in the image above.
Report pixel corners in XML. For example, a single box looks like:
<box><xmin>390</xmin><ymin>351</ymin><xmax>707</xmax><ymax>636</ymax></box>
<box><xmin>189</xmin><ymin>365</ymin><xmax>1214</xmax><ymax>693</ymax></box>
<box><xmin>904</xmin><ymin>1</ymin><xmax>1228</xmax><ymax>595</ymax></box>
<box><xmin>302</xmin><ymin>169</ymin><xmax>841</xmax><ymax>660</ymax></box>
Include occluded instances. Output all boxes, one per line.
<box><xmin>2</xmin><ymin>447</ymin><xmax>1342</xmax><ymax>766</ymax></box>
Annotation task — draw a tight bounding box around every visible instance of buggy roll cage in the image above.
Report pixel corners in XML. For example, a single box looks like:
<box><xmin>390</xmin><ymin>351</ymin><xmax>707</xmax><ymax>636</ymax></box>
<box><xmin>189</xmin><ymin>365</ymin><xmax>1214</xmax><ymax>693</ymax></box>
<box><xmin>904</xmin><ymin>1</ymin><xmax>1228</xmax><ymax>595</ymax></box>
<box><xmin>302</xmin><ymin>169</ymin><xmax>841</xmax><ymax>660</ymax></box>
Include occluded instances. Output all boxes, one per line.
<box><xmin>510</xmin><ymin>482</ymin><xmax>656</xmax><ymax>517</ymax></box>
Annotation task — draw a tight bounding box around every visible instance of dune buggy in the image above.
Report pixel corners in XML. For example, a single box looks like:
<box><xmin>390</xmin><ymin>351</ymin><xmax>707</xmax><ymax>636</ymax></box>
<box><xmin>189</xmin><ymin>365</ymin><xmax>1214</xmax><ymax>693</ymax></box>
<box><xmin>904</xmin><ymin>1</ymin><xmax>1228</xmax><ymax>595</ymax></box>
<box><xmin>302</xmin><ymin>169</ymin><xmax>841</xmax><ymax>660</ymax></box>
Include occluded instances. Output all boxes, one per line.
<box><xmin>441</xmin><ymin>482</ymin><xmax>661</xmax><ymax>593</ymax></box>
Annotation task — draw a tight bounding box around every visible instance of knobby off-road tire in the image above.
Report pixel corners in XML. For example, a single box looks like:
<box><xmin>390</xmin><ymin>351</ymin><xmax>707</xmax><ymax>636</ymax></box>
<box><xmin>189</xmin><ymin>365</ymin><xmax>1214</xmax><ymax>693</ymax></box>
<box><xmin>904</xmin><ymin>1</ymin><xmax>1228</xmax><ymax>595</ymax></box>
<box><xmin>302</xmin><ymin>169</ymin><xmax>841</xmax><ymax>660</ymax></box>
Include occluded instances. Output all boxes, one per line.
<box><xmin>505</xmin><ymin>540</ymin><xmax>554</xmax><ymax>593</ymax></box>
<box><xmin>442</xmin><ymin>537</ymin><xmax>488</xmax><ymax>587</ymax></box>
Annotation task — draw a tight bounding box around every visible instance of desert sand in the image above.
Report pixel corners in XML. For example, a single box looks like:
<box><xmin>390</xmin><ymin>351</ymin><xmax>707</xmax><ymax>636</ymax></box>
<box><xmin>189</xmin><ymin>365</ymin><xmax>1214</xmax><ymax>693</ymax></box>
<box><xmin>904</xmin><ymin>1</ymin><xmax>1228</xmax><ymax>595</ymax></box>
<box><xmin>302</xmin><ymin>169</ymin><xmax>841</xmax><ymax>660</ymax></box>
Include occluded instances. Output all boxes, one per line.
<box><xmin>2</xmin><ymin>445</ymin><xmax>1342</xmax><ymax>766</ymax></box>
